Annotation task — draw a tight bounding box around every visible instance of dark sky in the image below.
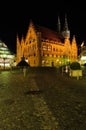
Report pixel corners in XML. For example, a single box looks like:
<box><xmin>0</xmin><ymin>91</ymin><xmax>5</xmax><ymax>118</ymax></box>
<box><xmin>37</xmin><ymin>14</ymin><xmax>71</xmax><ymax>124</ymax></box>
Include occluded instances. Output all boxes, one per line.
<box><xmin>0</xmin><ymin>1</ymin><xmax>86</xmax><ymax>53</ymax></box>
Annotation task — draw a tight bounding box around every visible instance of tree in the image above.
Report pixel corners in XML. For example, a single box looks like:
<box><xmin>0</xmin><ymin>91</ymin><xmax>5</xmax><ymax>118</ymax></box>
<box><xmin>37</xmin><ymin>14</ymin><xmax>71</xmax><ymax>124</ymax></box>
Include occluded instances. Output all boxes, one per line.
<box><xmin>70</xmin><ymin>62</ymin><xmax>81</xmax><ymax>70</ymax></box>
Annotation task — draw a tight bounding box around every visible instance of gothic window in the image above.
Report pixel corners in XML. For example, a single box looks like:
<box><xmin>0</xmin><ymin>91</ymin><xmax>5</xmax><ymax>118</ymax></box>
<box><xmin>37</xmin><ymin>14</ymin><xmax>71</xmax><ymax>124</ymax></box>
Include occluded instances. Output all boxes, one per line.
<box><xmin>53</xmin><ymin>48</ymin><xmax>55</xmax><ymax>51</ymax></box>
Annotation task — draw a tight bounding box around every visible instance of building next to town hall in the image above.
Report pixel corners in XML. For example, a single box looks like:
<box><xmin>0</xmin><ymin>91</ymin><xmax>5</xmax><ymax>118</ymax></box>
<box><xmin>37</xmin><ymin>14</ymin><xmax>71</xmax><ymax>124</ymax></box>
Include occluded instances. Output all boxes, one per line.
<box><xmin>16</xmin><ymin>15</ymin><xmax>78</xmax><ymax>67</ymax></box>
<box><xmin>0</xmin><ymin>40</ymin><xmax>15</xmax><ymax>69</ymax></box>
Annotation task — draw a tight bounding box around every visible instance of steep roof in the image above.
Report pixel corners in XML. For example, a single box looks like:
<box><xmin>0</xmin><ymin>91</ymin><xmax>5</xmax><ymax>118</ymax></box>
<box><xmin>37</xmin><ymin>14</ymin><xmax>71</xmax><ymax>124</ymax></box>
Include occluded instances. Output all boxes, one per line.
<box><xmin>35</xmin><ymin>24</ymin><xmax>64</xmax><ymax>42</ymax></box>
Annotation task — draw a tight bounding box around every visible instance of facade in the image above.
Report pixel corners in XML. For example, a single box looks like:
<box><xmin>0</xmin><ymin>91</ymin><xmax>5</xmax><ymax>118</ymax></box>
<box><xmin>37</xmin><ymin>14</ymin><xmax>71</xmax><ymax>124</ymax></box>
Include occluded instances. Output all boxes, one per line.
<box><xmin>16</xmin><ymin>16</ymin><xmax>78</xmax><ymax>67</ymax></box>
<box><xmin>0</xmin><ymin>40</ymin><xmax>15</xmax><ymax>69</ymax></box>
<box><xmin>78</xmin><ymin>42</ymin><xmax>86</xmax><ymax>65</ymax></box>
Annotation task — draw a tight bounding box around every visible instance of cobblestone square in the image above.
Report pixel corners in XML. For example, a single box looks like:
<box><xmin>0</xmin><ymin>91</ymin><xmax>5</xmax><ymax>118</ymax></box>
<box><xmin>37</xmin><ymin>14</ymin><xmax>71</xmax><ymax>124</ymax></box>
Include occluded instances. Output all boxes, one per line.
<box><xmin>0</xmin><ymin>67</ymin><xmax>86</xmax><ymax>130</ymax></box>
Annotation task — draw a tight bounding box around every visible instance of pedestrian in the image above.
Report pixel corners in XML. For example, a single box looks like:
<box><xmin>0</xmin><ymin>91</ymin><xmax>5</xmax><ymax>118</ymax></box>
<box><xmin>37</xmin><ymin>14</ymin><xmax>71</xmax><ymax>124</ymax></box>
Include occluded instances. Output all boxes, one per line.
<box><xmin>65</xmin><ymin>65</ymin><xmax>68</xmax><ymax>73</ymax></box>
<box><xmin>23</xmin><ymin>67</ymin><xmax>27</xmax><ymax>77</ymax></box>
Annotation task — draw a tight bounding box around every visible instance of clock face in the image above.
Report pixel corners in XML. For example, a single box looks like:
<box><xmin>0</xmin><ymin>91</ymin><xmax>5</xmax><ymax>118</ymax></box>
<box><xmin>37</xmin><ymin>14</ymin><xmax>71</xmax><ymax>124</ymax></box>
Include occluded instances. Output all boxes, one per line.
<box><xmin>29</xmin><ymin>35</ymin><xmax>35</xmax><ymax>43</ymax></box>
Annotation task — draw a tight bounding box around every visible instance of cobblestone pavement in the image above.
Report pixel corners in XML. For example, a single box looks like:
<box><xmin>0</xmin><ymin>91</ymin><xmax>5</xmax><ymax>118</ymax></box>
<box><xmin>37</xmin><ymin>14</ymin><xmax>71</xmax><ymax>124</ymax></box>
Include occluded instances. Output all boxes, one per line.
<box><xmin>0</xmin><ymin>69</ymin><xmax>86</xmax><ymax>130</ymax></box>
<box><xmin>0</xmin><ymin>70</ymin><xmax>59</xmax><ymax>130</ymax></box>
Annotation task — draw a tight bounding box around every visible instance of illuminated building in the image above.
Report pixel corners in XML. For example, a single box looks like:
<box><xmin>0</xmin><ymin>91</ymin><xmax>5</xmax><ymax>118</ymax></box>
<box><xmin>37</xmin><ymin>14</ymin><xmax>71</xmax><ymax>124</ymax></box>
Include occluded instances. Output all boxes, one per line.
<box><xmin>16</xmin><ymin>15</ymin><xmax>78</xmax><ymax>67</ymax></box>
<box><xmin>0</xmin><ymin>40</ymin><xmax>15</xmax><ymax>69</ymax></box>
<box><xmin>78</xmin><ymin>42</ymin><xmax>86</xmax><ymax>65</ymax></box>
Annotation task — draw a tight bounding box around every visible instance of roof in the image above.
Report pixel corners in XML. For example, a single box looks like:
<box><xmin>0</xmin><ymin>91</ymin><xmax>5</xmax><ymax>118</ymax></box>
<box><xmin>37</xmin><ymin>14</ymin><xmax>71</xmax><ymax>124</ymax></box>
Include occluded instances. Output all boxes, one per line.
<box><xmin>29</xmin><ymin>20</ymin><xmax>64</xmax><ymax>43</ymax></box>
<box><xmin>35</xmin><ymin>25</ymin><xmax>64</xmax><ymax>42</ymax></box>
<box><xmin>17</xmin><ymin>60</ymin><xmax>30</xmax><ymax>67</ymax></box>
<box><xmin>17</xmin><ymin>57</ymin><xmax>30</xmax><ymax>67</ymax></box>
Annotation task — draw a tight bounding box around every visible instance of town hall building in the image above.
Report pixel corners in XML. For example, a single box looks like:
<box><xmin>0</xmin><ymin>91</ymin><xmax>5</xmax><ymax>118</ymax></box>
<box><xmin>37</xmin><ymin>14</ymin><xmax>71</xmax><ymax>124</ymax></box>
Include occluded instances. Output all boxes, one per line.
<box><xmin>16</xmin><ymin>15</ymin><xmax>78</xmax><ymax>67</ymax></box>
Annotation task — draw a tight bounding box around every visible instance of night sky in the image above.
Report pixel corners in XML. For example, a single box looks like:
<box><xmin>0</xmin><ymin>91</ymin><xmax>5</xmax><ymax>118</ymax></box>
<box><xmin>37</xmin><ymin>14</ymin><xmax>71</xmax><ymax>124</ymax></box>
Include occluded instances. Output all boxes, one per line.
<box><xmin>0</xmin><ymin>1</ymin><xmax>86</xmax><ymax>53</ymax></box>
